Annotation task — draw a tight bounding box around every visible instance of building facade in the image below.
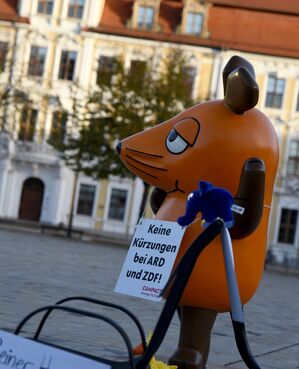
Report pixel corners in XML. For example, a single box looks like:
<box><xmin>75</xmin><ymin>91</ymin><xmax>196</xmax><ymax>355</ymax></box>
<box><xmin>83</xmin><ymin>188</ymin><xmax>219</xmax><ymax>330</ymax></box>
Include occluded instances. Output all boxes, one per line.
<box><xmin>1</xmin><ymin>0</ymin><xmax>299</xmax><ymax>262</ymax></box>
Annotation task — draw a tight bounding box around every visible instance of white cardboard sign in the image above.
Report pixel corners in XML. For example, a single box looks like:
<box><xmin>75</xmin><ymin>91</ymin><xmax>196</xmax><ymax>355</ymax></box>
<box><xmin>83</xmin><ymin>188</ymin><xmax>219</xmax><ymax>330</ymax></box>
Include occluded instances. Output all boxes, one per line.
<box><xmin>0</xmin><ymin>330</ymin><xmax>110</xmax><ymax>369</ymax></box>
<box><xmin>115</xmin><ymin>219</ymin><xmax>185</xmax><ymax>301</ymax></box>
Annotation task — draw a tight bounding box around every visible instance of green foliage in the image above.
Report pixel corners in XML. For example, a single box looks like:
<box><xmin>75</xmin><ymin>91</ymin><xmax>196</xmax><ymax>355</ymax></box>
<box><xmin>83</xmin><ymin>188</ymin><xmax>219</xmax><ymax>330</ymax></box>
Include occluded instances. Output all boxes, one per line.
<box><xmin>0</xmin><ymin>85</ymin><xmax>32</xmax><ymax>132</ymax></box>
<box><xmin>62</xmin><ymin>117</ymin><xmax>128</xmax><ymax>178</ymax></box>
<box><xmin>58</xmin><ymin>50</ymin><xmax>197</xmax><ymax>179</ymax></box>
<box><xmin>151</xmin><ymin>50</ymin><xmax>195</xmax><ymax>124</ymax></box>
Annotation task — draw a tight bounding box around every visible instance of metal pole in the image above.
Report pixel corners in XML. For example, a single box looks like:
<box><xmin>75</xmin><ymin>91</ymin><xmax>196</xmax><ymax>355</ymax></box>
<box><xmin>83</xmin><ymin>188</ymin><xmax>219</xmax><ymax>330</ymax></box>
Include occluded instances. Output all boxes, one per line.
<box><xmin>220</xmin><ymin>225</ymin><xmax>244</xmax><ymax>323</ymax></box>
<box><xmin>67</xmin><ymin>171</ymin><xmax>79</xmax><ymax>237</ymax></box>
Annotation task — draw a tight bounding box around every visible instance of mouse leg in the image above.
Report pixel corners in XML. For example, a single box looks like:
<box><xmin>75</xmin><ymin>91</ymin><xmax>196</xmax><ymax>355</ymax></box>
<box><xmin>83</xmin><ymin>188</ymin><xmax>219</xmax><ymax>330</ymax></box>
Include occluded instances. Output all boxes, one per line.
<box><xmin>169</xmin><ymin>306</ymin><xmax>217</xmax><ymax>369</ymax></box>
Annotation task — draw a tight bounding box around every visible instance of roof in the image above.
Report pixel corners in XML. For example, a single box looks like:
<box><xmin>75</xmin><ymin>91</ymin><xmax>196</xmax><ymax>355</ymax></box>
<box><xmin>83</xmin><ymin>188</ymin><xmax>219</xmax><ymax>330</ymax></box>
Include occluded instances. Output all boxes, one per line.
<box><xmin>100</xmin><ymin>0</ymin><xmax>182</xmax><ymax>33</ymax></box>
<box><xmin>208</xmin><ymin>6</ymin><xmax>299</xmax><ymax>58</ymax></box>
<box><xmin>0</xmin><ymin>0</ymin><xmax>29</xmax><ymax>23</ymax></box>
<box><xmin>88</xmin><ymin>0</ymin><xmax>299</xmax><ymax>59</ymax></box>
<box><xmin>210</xmin><ymin>0</ymin><xmax>299</xmax><ymax>15</ymax></box>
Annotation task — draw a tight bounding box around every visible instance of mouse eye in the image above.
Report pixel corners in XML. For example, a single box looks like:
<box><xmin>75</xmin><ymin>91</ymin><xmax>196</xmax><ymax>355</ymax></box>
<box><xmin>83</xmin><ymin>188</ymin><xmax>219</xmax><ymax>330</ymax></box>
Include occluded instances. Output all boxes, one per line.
<box><xmin>188</xmin><ymin>193</ymin><xmax>194</xmax><ymax>200</ymax></box>
<box><xmin>166</xmin><ymin>129</ymin><xmax>189</xmax><ymax>154</ymax></box>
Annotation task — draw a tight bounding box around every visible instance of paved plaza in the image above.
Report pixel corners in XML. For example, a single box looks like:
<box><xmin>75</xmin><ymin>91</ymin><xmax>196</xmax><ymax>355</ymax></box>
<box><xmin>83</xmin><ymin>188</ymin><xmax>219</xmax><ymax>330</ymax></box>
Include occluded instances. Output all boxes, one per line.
<box><xmin>0</xmin><ymin>226</ymin><xmax>298</xmax><ymax>368</ymax></box>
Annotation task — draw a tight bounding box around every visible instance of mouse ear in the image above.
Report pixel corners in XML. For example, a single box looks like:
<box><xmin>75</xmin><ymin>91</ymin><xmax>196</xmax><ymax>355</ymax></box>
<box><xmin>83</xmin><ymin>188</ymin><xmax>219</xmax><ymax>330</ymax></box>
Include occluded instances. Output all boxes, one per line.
<box><xmin>199</xmin><ymin>181</ymin><xmax>213</xmax><ymax>195</ymax></box>
<box><xmin>224</xmin><ymin>67</ymin><xmax>259</xmax><ymax>114</ymax></box>
<box><xmin>223</xmin><ymin>55</ymin><xmax>256</xmax><ymax>95</ymax></box>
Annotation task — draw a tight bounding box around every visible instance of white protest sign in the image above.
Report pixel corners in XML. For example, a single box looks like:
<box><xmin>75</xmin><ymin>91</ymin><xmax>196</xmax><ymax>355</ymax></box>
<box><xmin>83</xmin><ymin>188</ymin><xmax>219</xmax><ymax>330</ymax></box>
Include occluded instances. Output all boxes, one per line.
<box><xmin>0</xmin><ymin>330</ymin><xmax>110</xmax><ymax>369</ymax></box>
<box><xmin>115</xmin><ymin>218</ymin><xmax>185</xmax><ymax>301</ymax></box>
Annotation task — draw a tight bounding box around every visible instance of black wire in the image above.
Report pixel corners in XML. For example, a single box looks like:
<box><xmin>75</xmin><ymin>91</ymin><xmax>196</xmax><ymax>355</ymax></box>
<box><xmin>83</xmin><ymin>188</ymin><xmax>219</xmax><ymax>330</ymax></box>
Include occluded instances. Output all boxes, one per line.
<box><xmin>232</xmin><ymin>320</ymin><xmax>261</xmax><ymax>369</ymax></box>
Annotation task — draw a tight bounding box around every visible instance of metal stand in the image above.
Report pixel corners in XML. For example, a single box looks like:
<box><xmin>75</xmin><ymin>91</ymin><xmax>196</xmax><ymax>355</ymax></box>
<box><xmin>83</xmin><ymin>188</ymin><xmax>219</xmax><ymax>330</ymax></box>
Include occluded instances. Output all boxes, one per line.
<box><xmin>220</xmin><ymin>225</ymin><xmax>261</xmax><ymax>369</ymax></box>
<box><xmin>14</xmin><ymin>219</ymin><xmax>223</xmax><ymax>369</ymax></box>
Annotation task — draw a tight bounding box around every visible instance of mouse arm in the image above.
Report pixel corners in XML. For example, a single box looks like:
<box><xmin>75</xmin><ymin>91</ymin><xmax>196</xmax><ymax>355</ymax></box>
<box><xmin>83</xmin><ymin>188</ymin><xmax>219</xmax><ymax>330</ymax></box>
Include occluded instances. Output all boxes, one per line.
<box><xmin>230</xmin><ymin>158</ymin><xmax>265</xmax><ymax>239</ymax></box>
<box><xmin>150</xmin><ymin>187</ymin><xmax>167</xmax><ymax>215</ymax></box>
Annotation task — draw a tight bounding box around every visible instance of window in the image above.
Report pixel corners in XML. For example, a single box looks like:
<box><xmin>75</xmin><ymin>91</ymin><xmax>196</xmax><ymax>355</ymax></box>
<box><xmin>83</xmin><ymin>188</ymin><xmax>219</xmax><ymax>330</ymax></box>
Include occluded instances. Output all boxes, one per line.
<box><xmin>18</xmin><ymin>108</ymin><xmax>38</xmax><ymax>141</ymax></box>
<box><xmin>77</xmin><ymin>184</ymin><xmax>96</xmax><ymax>216</ymax></box>
<box><xmin>128</xmin><ymin>60</ymin><xmax>147</xmax><ymax>88</ymax></box>
<box><xmin>37</xmin><ymin>0</ymin><xmax>54</xmax><ymax>15</ymax></box>
<box><xmin>58</xmin><ymin>51</ymin><xmax>77</xmax><ymax>80</ymax></box>
<box><xmin>129</xmin><ymin>60</ymin><xmax>146</xmax><ymax>77</ymax></box>
<box><xmin>97</xmin><ymin>56</ymin><xmax>117</xmax><ymax>85</ymax></box>
<box><xmin>182</xmin><ymin>66</ymin><xmax>196</xmax><ymax>98</ymax></box>
<box><xmin>278</xmin><ymin>208</ymin><xmax>298</xmax><ymax>244</ymax></box>
<box><xmin>137</xmin><ymin>6</ymin><xmax>154</xmax><ymax>30</ymax></box>
<box><xmin>265</xmin><ymin>75</ymin><xmax>285</xmax><ymax>109</ymax></box>
<box><xmin>108</xmin><ymin>188</ymin><xmax>128</xmax><ymax>221</ymax></box>
<box><xmin>48</xmin><ymin>111</ymin><xmax>68</xmax><ymax>148</ymax></box>
<box><xmin>68</xmin><ymin>0</ymin><xmax>85</xmax><ymax>18</ymax></box>
<box><xmin>287</xmin><ymin>139</ymin><xmax>299</xmax><ymax>176</ymax></box>
<box><xmin>0</xmin><ymin>41</ymin><xmax>8</xmax><ymax>73</ymax></box>
<box><xmin>186</xmin><ymin>12</ymin><xmax>203</xmax><ymax>36</ymax></box>
<box><xmin>28</xmin><ymin>46</ymin><xmax>47</xmax><ymax>77</ymax></box>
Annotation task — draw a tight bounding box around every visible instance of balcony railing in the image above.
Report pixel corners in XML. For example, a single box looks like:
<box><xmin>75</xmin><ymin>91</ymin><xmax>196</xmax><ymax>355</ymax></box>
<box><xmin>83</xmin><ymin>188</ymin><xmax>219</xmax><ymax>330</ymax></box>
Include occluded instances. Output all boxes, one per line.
<box><xmin>0</xmin><ymin>134</ymin><xmax>61</xmax><ymax>165</ymax></box>
<box><xmin>14</xmin><ymin>140</ymin><xmax>61</xmax><ymax>164</ymax></box>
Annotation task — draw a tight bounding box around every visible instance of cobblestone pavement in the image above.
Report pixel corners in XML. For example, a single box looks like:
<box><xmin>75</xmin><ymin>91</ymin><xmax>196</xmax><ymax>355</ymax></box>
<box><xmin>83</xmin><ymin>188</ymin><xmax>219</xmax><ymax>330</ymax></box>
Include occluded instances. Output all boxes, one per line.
<box><xmin>0</xmin><ymin>227</ymin><xmax>298</xmax><ymax>369</ymax></box>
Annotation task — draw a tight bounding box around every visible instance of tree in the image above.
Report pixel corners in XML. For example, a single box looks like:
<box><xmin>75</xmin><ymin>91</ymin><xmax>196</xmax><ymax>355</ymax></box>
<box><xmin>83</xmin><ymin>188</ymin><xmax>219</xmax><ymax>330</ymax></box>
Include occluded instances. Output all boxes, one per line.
<box><xmin>0</xmin><ymin>83</ymin><xmax>33</xmax><ymax>134</ymax></box>
<box><xmin>62</xmin><ymin>50</ymin><xmax>196</xmax><ymax>175</ymax></box>
<box><xmin>151</xmin><ymin>49</ymin><xmax>195</xmax><ymax>124</ymax></box>
<box><xmin>52</xmin><ymin>50</ymin><xmax>198</xmax><ymax>230</ymax></box>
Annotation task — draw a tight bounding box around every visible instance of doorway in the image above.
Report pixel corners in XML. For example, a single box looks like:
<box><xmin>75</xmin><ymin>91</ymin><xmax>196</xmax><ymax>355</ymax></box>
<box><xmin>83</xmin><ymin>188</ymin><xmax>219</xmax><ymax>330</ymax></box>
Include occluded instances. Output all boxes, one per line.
<box><xmin>19</xmin><ymin>177</ymin><xmax>44</xmax><ymax>221</ymax></box>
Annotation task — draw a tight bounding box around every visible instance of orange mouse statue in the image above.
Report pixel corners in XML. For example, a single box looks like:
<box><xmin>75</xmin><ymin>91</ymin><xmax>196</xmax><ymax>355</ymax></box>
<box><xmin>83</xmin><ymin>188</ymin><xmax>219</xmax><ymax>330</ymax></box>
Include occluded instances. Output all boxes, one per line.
<box><xmin>117</xmin><ymin>56</ymin><xmax>279</xmax><ymax>369</ymax></box>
